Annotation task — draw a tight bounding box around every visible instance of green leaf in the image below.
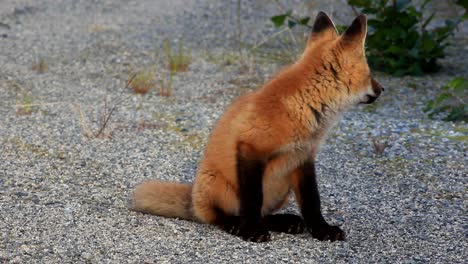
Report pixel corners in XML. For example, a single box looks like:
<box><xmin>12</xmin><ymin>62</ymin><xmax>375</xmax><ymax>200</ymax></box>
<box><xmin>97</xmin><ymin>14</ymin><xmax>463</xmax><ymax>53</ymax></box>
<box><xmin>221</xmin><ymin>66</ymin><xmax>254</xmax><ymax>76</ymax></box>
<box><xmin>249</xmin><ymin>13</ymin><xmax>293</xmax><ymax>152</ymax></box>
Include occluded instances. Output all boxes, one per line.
<box><xmin>271</xmin><ymin>13</ymin><xmax>289</xmax><ymax>27</ymax></box>
<box><xmin>449</xmin><ymin>77</ymin><xmax>468</xmax><ymax>91</ymax></box>
<box><xmin>298</xmin><ymin>17</ymin><xmax>310</xmax><ymax>25</ymax></box>
<box><xmin>343</xmin><ymin>0</ymin><xmax>457</xmax><ymax>75</ymax></box>
<box><xmin>348</xmin><ymin>0</ymin><xmax>373</xmax><ymax>8</ymax></box>
<box><xmin>444</xmin><ymin>106</ymin><xmax>466</xmax><ymax>122</ymax></box>
<box><xmin>288</xmin><ymin>20</ymin><xmax>297</xmax><ymax>28</ymax></box>
<box><xmin>336</xmin><ymin>25</ymin><xmax>347</xmax><ymax>34</ymax></box>
<box><xmin>423</xmin><ymin>100</ymin><xmax>434</xmax><ymax>112</ymax></box>
<box><xmin>454</xmin><ymin>0</ymin><xmax>468</xmax><ymax>9</ymax></box>
<box><xmin>386</xmin><ymin>46</ymin><xmax>403</xmax><ymax>54</ymax></box>
<box><xmin>434</xmin><ymin>92</ymin><xmax>452</xmax><ymax>105</ymax></box>
<box><xmin>407</xmin><ymin>6</ymin><xmax>422</xmax><ymax>19</ymax></box>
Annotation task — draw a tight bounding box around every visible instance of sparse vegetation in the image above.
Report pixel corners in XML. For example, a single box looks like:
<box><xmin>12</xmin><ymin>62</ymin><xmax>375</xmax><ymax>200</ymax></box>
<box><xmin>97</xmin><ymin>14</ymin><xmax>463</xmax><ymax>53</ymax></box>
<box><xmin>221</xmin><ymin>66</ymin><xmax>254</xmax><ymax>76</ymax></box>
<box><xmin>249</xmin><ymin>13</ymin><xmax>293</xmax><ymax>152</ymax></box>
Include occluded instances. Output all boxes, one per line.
<box><xmin>15</xmin><ymin>92</ymin><xmax>36</xmax><ymax>115</ymax></box>
<box><xmin>8</xmin><ymin>137</ymin><xmax>67</xmax><ymax>160</ymax></box>
<box><xmin>348</xmin><ymin>0</ymin><xmax>463</xmax><ymax>76</ymax></box>
<box><xmin>88</xmin><ymin>23</ymin><xmax>112</xmax><ymax>33</ymax></box>
<box><xmin>204</xmin><ymin>50</ymin><xmax>242</xmax><ymax>66</ymax></box>
<box><xmin>32</xmin><ymin>57</ymin><xmax>48</xmax><ymax>73</ymax></box>
<box><xmin>363</xmin><ymin>101</ymin><xmax>380</xmax><ymax>113</ymax></box>
<box><xmin>163</xmin><ymin>39</ymin><xmax>191</xmax><ymax>72</ymax></box>
<box><xmin>250</xmin><ymin>35</ymin><xmax>305</xmax><ymax>65</ymax></box>
<box><xmin>129</xmin><ymin>70</ymin><xmax>154</xmax><ymax>94</ymax></box>
<box><xmin>75</xmin><ymin>74</ymin><xmax>136</xmax><ymax>138</ymax></box>
<box><xmin>157</xmin><ymin>71</ymin><xmax>175</xmax><ymax>97</ymax></box>
<box><xmin>424</xmin><ymin>77</ymin><xmax>467</xmax><ymax>122</ymax></box>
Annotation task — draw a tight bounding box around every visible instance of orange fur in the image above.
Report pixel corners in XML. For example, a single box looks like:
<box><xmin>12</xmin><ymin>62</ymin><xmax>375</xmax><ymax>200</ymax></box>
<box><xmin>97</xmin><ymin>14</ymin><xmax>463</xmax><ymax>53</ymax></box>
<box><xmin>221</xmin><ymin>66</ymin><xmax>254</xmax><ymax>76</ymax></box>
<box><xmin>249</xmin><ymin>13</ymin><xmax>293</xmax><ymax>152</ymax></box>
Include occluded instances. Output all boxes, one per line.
<box><xmin>130</xmin><ymin>181</ymin><xmax>193</xmax><ymax>220</ymax></box>
<box><xmin>130</xmin><ymin>13</ymin><xmax>382</xmax><ymax>230</ymax></box>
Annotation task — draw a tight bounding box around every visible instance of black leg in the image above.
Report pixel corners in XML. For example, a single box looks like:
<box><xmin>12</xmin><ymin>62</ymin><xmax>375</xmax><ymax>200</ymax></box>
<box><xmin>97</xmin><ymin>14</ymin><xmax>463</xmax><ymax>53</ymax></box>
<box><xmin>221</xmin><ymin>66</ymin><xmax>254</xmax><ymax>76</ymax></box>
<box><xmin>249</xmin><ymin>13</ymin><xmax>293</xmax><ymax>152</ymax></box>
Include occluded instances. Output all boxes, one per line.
<box><xmin>265</xmin><ymin>214</ymin><xmax>305</xmax><ymax>234</ymax></box>
<box><xmin>232</xmin><ymin>153</ymin><xmax>270</xmax><ymax>242</ymax></box>
<box><xmin>217</xmin><ymin>213</ymin><xmax>241</xmax><ymax>235</ymax></box>
<box><xmin>296</xmin><ymin>161</ymin><xmax>345</xmax><ymax>241</ymax></box>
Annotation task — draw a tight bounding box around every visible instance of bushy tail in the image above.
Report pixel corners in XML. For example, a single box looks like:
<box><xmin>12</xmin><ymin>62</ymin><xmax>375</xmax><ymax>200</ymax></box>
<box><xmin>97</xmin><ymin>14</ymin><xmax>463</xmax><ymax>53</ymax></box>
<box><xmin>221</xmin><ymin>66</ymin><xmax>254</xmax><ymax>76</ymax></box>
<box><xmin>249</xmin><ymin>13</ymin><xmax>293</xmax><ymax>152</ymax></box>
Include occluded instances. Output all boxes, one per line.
<box><xmin>128</xmin><ymin>180</ymin><xmax>193</xmax><ymax>220</ymax></box>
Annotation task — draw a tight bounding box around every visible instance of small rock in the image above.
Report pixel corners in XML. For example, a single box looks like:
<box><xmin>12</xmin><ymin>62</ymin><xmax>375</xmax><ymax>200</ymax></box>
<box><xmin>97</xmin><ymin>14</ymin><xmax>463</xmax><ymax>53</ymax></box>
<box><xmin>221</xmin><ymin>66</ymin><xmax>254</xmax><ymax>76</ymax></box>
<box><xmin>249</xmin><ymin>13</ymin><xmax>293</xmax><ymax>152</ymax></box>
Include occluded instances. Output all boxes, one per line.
<box><xmin>0</xmin><ymin>22</ymin><xmax>10</xmax><ymax>29</ymax></box>
<box><xmin>81</xmin><ymin>252</ymin><xmax>93</xmax><ymax>260</ymax></box>
<box><xmin>20</xmin><ymin>245</ymin><xmax>32</xmax><ymax>254</ymax></box>
<box><xmin>15</xmin><ymin>191</ymin><xmax>28</xmax><ymax>197</ymax></box>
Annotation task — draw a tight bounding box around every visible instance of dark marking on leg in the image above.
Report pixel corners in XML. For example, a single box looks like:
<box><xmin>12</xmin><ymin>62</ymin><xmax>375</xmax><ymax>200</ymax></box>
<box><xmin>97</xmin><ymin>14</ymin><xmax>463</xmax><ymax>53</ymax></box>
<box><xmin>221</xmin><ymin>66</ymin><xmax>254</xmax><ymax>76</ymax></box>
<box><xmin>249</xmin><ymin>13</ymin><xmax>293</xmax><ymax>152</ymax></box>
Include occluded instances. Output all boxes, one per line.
<box><xmin>265</xmin><ymin>214</ymin><xmax>305</xmax><ymax>234</ymax></box>
<box><xmin>297</xmin><ymin>161</ymin><xmax>345</xmax><ymax>242</ymax></box>
<box><xmin>214</xmin><ymin>208</ymin><xmax>242</xmax><ymax>236</ymax></box>
<box><xmin>235</xmin><ymin>152</ymin><xmax>270</xmax><ymax>242</ymax></box>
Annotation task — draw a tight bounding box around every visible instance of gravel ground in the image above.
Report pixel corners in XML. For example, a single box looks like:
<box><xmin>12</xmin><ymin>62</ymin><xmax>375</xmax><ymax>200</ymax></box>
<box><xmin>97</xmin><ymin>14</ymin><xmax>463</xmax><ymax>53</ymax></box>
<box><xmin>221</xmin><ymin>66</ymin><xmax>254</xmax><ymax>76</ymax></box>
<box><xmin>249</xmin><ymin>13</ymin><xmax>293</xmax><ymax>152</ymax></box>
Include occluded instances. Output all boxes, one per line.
<box><xmin>0</xmin><ymin>0</ymin><xmax>467</xmax><ymax>263</ymax></box>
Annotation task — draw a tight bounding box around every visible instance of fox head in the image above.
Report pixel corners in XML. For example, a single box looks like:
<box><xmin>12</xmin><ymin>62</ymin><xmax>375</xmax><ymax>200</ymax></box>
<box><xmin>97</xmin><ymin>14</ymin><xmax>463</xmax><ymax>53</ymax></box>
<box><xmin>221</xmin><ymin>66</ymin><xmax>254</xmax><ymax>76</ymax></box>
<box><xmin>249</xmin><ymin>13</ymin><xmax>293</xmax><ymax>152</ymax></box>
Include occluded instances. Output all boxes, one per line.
<box><xmin>302</xmin><ymin>12</ymin><xmax>384</xmax><ymax>106</ymax></box>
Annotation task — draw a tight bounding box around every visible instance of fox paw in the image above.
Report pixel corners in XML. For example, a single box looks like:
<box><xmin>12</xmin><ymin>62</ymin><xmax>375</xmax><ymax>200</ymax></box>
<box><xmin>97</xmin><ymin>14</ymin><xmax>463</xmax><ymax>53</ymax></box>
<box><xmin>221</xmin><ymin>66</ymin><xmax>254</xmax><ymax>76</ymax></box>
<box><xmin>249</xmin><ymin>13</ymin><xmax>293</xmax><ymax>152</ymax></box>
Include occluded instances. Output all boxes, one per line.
<box><xmin>240</xmin><ymin>226</ymin><xmax>271</xmax><ymax>243</ymax></box>
<box><xmin>266</xmin><ymin>214</ymin><xmax>305</xmax><ymax>234</ymax></box>
<box><xmin>310</xmin><ymin>224</ymin><xmax>345</xmax><ymax>242</ymax></box>
<box><xmin>222</xmin><ymin>218</ymin><xmax>271</xmax><ymax>242</ymax></box>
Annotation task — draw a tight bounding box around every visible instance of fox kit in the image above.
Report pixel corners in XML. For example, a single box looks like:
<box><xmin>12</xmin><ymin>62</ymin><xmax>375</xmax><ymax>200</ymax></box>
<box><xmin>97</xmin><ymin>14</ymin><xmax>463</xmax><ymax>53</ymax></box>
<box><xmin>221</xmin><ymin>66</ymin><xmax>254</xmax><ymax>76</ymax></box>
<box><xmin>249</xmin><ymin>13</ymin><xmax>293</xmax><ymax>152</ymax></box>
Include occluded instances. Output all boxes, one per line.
<box><xmin>129</xmin><ymin>12</ymin><xmax>383</xmax><ymax>242</ymax></box>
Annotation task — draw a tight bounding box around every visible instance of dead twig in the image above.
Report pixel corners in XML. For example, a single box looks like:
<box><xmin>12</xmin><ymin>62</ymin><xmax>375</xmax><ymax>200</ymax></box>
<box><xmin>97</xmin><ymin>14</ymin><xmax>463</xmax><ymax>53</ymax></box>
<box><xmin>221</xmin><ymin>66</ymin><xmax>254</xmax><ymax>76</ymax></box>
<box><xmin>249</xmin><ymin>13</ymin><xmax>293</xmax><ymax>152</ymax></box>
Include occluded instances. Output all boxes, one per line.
<box><xmin>75</xmin><ymin>73</ymin><xmax>136</xmax><ymax>138</ymax></box>
<box><xmin>94</xmin><ymin>73</ymin><xmax>136</xmax><ymax>138</ymax></box>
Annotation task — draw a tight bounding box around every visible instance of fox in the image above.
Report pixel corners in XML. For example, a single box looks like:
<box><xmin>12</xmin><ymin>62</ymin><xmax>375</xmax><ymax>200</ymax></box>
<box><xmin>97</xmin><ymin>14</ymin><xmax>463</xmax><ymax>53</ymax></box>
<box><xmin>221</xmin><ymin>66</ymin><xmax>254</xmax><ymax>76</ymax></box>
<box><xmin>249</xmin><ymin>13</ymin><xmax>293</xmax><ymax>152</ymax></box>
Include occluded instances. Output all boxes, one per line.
<box><xmin>129</xmin><ymin>12</ymin><xmax>383</xmax><ymax>243</ymax></box>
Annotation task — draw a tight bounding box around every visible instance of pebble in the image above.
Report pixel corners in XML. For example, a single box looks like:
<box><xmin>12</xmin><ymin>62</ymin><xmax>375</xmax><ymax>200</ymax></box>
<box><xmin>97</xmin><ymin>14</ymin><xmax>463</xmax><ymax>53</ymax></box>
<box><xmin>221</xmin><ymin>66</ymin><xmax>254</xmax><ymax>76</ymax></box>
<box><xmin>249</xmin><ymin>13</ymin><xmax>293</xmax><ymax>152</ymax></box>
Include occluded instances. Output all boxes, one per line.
<box><xmin>81</xmin><ymin>252</ymin><xmax>93</xmax><ymax>260</ymax></box>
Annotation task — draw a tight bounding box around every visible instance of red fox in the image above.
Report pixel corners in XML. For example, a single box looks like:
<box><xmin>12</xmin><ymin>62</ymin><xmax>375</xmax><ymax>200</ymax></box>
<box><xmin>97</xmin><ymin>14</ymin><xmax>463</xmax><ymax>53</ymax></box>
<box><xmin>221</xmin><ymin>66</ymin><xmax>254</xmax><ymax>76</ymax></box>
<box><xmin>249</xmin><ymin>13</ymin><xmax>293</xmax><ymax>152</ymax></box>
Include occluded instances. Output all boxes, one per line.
<box><xmin>129</xmin><ymin>12</ymin><xmax>383</xmax><ymax>242</ymax></box>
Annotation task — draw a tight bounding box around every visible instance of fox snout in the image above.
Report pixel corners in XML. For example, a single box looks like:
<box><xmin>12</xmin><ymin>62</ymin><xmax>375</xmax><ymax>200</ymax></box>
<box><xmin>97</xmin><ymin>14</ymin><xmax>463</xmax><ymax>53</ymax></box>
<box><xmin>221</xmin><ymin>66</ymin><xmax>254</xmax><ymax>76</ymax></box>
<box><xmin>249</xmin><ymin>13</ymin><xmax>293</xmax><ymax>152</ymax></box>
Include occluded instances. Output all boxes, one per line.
<box><xmin>363</xmin><ymin>77</ymin><xmax>384</xmax><ymax>104</ymax></box>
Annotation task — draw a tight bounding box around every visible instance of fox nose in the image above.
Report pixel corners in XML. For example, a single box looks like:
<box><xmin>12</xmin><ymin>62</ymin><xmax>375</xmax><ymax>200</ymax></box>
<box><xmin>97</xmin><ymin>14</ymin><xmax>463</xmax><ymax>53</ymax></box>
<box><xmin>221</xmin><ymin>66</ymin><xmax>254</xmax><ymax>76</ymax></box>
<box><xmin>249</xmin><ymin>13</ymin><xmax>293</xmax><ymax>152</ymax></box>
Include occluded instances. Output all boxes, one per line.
<box><xmin>371</xmin><ymin>77</ymin><xmax>384</xmax><ymax>94</ymax></box>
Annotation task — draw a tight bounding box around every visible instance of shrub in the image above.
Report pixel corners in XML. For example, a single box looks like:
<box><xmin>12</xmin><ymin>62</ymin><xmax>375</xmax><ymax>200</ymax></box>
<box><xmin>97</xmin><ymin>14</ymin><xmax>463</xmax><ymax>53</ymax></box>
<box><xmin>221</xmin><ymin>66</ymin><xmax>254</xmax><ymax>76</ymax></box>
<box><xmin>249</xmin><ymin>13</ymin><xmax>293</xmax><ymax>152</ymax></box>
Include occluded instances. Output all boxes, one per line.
<box><xmin>16</xmin><ymin>92</ymin><xmax>35</xmax><ymax>115</ymax></box>
<box><xmin>348</xmin><ymin>0</ymin><xmax>462</xmax><ymax>76</ymax></box>
<box><xmin>424</xmin><ymin>77</ymin><xmax>467</xmax><ymax>122</ymax></box>
<box><xmin>270</xmin><ymin>0</ymin><xmax>465</xmax><ymax>75</ymax></box>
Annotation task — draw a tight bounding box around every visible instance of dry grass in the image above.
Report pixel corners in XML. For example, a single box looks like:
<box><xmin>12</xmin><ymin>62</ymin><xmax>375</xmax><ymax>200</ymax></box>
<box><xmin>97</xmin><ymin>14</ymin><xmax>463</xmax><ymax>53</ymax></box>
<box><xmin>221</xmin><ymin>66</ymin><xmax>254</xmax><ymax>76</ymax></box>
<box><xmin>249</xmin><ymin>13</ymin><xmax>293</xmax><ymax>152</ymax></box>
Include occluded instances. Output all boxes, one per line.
<box><xmin>129</xmin><ymin>71</ymin><xmax>154</xmax><ymax>94</ymax></box>
<box><xmin>32</xmin><ymin>57</ymin><xmax>49</xmax><ymax>73</ymax></box>
<box><xmin>163</xmin><ymin>39</ymin><xmax>191</xmax><ymax>72</ymax></box>
<box><xmin>249</xmin><ymin>28</ymin><xmax>307</xmax><ymax>65</ymax></box>
<box><xmin>87</xmin><ymin>23</ymin><xmax>113</xmax><ymax>33</ymax></box>
<box><xmin>15</xmin><ymin>92</ymin><xmax>36</xmax><ymax>115</ymax></box>
<box><xmin>75</xmin><ymin>74</ymin><xmax>136</xmax><ymax>139</ymax></box>
<box><xmin>157</xmin><ymin>71</ymin><xmax>175</xmax><ymax>97</ymax></box>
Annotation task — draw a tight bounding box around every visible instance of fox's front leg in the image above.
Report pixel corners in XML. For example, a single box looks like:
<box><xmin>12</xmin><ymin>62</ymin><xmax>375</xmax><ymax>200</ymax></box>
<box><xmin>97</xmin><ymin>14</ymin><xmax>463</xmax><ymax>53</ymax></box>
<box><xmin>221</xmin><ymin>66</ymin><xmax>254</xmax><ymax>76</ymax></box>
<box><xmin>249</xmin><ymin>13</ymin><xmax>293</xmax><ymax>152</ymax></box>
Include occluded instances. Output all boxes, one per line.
<box><xmin>293</xmin><ymin>160</ymin><xmax>345</xmax><ymax>242</ymax></box>
<box><xmin>227</xmin><ymin>152</ymin><xmax>270</xmax><ymax>242</ymax></box>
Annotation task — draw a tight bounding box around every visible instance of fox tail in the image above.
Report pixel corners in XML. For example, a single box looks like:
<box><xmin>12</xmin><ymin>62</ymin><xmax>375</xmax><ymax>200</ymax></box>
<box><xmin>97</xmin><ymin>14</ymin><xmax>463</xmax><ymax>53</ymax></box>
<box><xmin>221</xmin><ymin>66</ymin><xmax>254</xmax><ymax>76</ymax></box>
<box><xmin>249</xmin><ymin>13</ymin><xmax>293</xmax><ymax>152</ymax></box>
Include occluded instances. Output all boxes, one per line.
<box><xmin>128</xmin><ymin>180</ymin><xmax>193</xmax><ymax>221</ymax></box>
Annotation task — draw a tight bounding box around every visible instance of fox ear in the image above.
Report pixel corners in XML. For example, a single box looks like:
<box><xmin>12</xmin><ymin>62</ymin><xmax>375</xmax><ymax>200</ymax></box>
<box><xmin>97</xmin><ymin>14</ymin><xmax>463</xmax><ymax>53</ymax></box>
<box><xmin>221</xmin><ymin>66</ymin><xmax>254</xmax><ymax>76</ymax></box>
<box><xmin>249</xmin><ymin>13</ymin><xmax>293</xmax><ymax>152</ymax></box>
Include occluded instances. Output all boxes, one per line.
<box><xmin>341</xmin><ymin>14</ymin><xmax>367</xmax><ymax>47</ymax></box>
<box><xmin>310</xmin><ymin>11</ymin><xmax>338</xmax><ymax>41</ymax></box>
